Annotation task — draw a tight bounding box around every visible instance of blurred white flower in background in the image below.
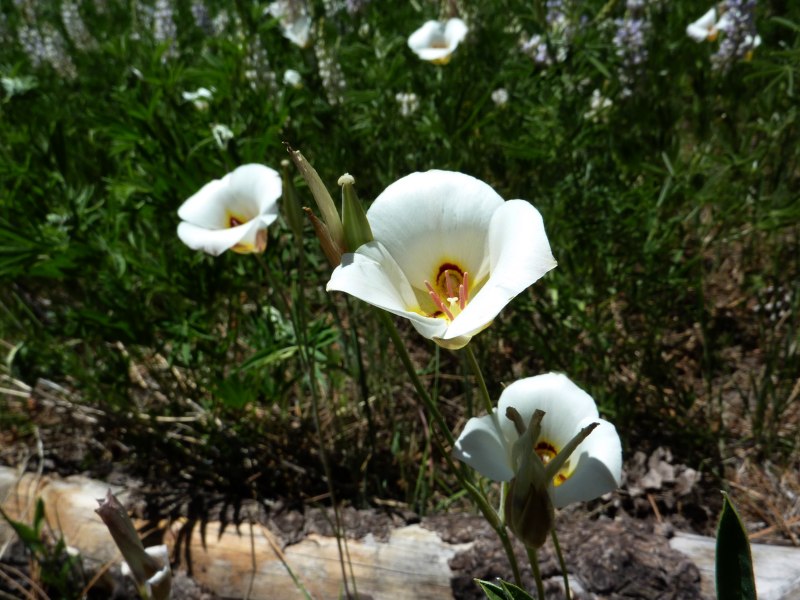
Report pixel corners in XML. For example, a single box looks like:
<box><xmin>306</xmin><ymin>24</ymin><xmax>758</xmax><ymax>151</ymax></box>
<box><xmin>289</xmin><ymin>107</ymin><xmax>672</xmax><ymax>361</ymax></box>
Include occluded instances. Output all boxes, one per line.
<box><xmin>177</xmin><ymin>164</ymin><xmax>282</xmax><ymax>256</ymax></box>
<box><xmin>181</xmin><ymin>86</ymin><xmax>214</xmax><ymax>110</ymax></box>
<box><xmin>491</xmin><ymin>88</ymin><xmax>509</xmax><ymax>107</ymax></box>
<box><xmin>686</xmin><ymin>7</ymin><xmax>726</xmax><ymax>42</ymax></box>
<box><xmin>283</xmin><ymin>68</ymin><xmax>302</xmax><ymax>88</ymax></box>
<box><xmin>407</xmin><ymin>18</ymin><xmax>468</xmax><ymax>64</ymax></box>
<box><xmin>584</xmin><ymin>89</ymin><xmax>613</xmax><ymax>122</ymax></box>
<box><xmin>211</xmin><ymin>123</ymin><xmax>234</xmax><ymax>149</ymax></box>
<box><xmin>395</xmin><ymin>92</ymin><xmax>419</xmax><ymax>117</ymax></box>
<box><xmin>267</xmin><ymin>0</ymin><xmax>312</xmax><ymax>48</ymax></box>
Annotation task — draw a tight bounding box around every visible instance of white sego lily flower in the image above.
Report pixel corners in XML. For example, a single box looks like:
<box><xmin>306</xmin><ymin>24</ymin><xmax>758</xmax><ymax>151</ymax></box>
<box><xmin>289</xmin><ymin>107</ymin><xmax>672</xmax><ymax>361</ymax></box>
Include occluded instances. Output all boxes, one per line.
<box><xmin>453</xmin><ymin>373</ymin><xmax>622</xmax><ymax>509</ymax></box>
<box><xmin>407</xmin><ymin>18</ymin><xmax>468</xmax><ymax>64</ymax></box>
<box><xmin>177</xmin><ymin>164</ymin><xmax>282</xmax><ymax>256</ymax></box>
<box><xmin>326</xmin><ymin>170</ymin><xmax>556</xmax><ymax>349</ymax></box>
<box><xmin>181</xmin><ymin>86</ymin><xmax>214</xmax><ymax>110</ymax></box>
<box><xmin>267</xmin><ymin>0</ymin><xmax>312</xmax><ymax>48</ymax></box>
<box><xmin>686</xmin><ymin>7</ymin><xmax>729</xmax><ymax>42</ymax></box>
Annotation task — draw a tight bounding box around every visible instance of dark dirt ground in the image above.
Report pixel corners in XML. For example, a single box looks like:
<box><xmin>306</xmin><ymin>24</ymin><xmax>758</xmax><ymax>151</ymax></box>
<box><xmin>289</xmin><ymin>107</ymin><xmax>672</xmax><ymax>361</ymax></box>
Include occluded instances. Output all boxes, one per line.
<box><xmin>1</xmin><ymin>373</ymin><xmax>798</xmax><ymax>599</ymax></box>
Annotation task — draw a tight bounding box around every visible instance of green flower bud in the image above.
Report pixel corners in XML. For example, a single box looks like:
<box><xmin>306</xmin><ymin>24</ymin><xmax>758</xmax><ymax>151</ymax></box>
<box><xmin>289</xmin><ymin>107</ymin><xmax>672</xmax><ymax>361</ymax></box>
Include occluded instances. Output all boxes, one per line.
<box><xmin>504</xmin><ymin>475</ymin><xmax>555</xmax><ymax>549</ymax></box>
<box><xmin>286</xmin><ymin>146</ymin><xmax>344</xmax><ymax>253</ymax></box>
<box><xmin>339</xmin><ymin>173</ymin><xmax>373</xmax><ymax>251</ymax></box>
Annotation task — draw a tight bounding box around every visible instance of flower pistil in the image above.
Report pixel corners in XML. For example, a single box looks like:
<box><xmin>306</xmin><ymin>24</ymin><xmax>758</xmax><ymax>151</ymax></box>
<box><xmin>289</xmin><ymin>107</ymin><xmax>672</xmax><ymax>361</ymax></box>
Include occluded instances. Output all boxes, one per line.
<box><xmin>424</xmin><ymin>265</ymin><xmax>470</xmax><ymax>321</ymax></box>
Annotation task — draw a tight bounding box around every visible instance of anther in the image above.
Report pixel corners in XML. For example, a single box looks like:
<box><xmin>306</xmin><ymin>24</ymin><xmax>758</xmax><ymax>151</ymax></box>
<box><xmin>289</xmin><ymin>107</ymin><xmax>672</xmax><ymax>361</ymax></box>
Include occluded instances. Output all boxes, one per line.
<box><xmin>459</xmin><ymin>272</ymin><xmax>469</xmax><ymax>310</ymax></box>
<box><xmin>425</xmin><ymin>280</ymin><xmax>454</xmax><ymax>321</ymax></box>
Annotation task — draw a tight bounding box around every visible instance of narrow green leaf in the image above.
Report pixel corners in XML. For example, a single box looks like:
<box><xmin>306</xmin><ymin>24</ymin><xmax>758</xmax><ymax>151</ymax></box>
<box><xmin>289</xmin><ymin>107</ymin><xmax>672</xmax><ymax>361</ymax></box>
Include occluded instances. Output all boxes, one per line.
<box><xmin>33</xmin><ymin>498</ymin><xmax>45</xmax><ymax>536</ymax></box>
<box><xmin>475</xmin><ymin>579</ymin><xmax>535</xmax><ymax>600</ymax></box>
<box><xmin>500</xmin><ymin>579</ymin><xmax>537</xmax><ymax>599</ymax></box>
<box><xmin>716</xmin><ymin>492</ymin><xmax>757</xmax><ymax>600</ymax></box>
<box><xmin>475</xmin><ymin>579</ymin><xmax>507</xmax><ymax>600</ymax></box>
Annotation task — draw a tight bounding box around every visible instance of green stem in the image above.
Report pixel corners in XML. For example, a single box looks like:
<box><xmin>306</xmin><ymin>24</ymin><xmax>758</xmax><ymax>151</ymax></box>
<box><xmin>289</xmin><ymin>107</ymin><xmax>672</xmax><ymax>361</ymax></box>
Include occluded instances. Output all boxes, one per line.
<box><xmin>373</xmin><ymin>310</ymin><xmax>455</xmax><ymax>447</ymax></box>
<box><xmin>464</xmin><ymin>345</ymin><xmax>494</xmax><ymax>415</ymax></box>
<box><xmin>256</xmin><ymin>252</ymin><xmax>357</xmax><ymax>599</ymax></box>
<box><xmin>525</xmin><ymin>545</ymin><xmax>546</xmax><ymax>600</ymax></box>
<box><xmin>551</xmin><ymin>528</ymin><xmax>571</xmax><ymax>600</ymax></box>
<box><xmin>375</xmin><ymin>313</ymin><xmax>522</xmax><ymax>586</ymax></box>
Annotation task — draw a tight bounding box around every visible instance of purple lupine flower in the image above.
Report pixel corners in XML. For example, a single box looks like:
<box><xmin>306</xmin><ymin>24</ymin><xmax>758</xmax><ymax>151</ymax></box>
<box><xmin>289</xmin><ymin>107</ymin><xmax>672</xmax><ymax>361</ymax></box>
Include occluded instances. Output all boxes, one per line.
<box><xmin>191</xmin><ymin>1</ymin><xmax>214</xmax><ymax>34</ymax></box>
<box><xmin>314</xmin><ymin>34</ymin><xmax>346</xmax><ymax>104</ymax></box>
<box><xmin>153</xmin><ymin>0</ymin><xmax>178</xmax><ymax>60</ymax></box>
<box><xmin>61</xmin><ymin>1</ymin><xmax>97</xmax><ymax>50</ymax></box>
<box><xmin>244</xmin><ymin>37</ymin><xmax>277</xmax><ymax>91</ymax></box>
<box><xmin>613</xmin><ymin>2</ymin><xmax>650</xmax><ymax>96</ymax></box>
<box><xmin>521</xmin><ymin>0</ymin><xmax>573</xmax><ymax>66</ymax></box>
<box><xmin>18</xmin><ymin>23</ymin><xmax>78</xmax><ymax>79</ymax></box>
<box><xmin>521</xmin><ymin>34</ymin><xmax>552</xmax><ymax>65</ymax></box>
<box><xmin>712</xmin><ymin>0</ymin><xmax>760</xmax><ymax>71</ymax></box>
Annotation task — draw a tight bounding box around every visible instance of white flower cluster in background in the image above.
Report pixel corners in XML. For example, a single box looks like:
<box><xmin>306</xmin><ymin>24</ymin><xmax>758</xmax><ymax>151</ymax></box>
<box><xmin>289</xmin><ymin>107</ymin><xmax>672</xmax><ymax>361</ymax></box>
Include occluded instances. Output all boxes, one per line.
<box><xmin>395</xmin><ymin>92</ymin><xmax>419</xmax><ymax>117</ymax></box>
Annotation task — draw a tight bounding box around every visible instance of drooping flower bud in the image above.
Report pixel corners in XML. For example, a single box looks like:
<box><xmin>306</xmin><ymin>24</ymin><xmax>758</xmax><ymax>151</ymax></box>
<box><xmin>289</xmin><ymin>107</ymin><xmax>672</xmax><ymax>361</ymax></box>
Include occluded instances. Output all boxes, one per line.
<box><xmin>339</xmin><ymin>173</ymin><xmax>373</xmax><ymax>251</ymax></box>
<box><xmin>304</xmin><ymin>207</ymin><xmax>343</xmax><ymax>267</ymax></box>
<box><xmin>286</xmin><ymin>145</ymin><xmax>344</xmax><ymax>253</ymax></box>
<box><xmin>503</xmin><ymin>408</ymin><xmax>555</xmax><ymax>548</ymax></box>
<box><xmin>96</xmin><ymin>490</ymin><xmax>171</xmax><ymax>600</ymax></box>
<box><xmin>280</xmin><ymin>159</ymin><xmax>305</xmax><ymax>239</ymax></box>
<box><xmin>502</xmin><ymin>407</ymin><xmax>599</xmax><ymax>549</ymax></box>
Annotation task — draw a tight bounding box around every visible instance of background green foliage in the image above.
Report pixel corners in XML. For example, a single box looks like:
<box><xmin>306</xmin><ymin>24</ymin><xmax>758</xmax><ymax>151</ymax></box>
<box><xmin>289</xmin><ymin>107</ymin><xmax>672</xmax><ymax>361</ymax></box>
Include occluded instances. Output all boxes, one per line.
<box><xmin>1</xmin><ymin>0</ymin><xmax>798</xmax><ymax>514</ymax></box>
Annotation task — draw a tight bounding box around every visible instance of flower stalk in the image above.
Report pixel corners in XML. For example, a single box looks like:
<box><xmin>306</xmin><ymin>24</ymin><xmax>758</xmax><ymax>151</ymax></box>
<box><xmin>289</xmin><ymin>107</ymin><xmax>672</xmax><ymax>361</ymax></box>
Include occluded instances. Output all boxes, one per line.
<box><xmin>95</xmin><ymin>491</ymin><xmax>171</xmax><ymax>600</ymax></box>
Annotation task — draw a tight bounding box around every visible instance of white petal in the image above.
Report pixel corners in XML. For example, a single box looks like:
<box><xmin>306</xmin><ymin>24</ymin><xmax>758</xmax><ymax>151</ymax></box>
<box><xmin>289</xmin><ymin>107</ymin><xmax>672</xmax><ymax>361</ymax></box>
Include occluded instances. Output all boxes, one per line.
<box><xmin>408</xmin><ymin>21</ymin><xmax>443</xmax><ymax>53</ymax></box>
<box><xmin>327</xmin><ymin>241</ymin><xmax>447</xmax><ymax>340</ymax></box>
<box><xmin>714</xmin><ymin>12</ymin><xmax>734</xmax><ymax>33</ymax></box>
<box><xmin>444</xmin><ymin>200</ymin><xmax>556</xmax><ymax>340</ymax></box>
<box><xmin>227</xmin><ymin>164</ymin><xmax>282</xmax><ymax>216</ymax></box>
<box><xmin>178</xmin><ymin>164</ymin><xmax>281</xmax><ymax>228</ymax></box>
<box><xmin>415</xmin><ymin>47</ymin><xmax>456</xmax><ymax>61</ymax></box>
<box><xmin>367</xmin><ymin>170</ymin><xmax>504</xmax><ymax>293</ymax></box>
<box><xmin>453</xmin><ymin>412</ymin><xmax>514</xmax><ymax>481</ymax></box>
<box><xmin>551</xmin><ymin>419</ymin><xmax>622</xmax><ymax>508</ymax></box>
<box><xmin>177</xmin><ymin>219</ymin><xmax>263</xmax><ymax>256</ymax></box>
<box><xmin>686</xmin><ymin>23</ymin><xmax>710</xmax><ymax>42</ymax></box>
<box><xmin>496</xmin><ymin>374</ymin><xmax>599</xmax><ymax>449</ymax></box>
<box><xmin>178</xmin><ymin>178</ymin><xmax>228</xmax><ymax>228</ymax></box>
<box><xmin>686</xmin><ymin>8</ymin><xmax>717</xmax><ymax>42</ymax></box>
<box><xmin>444</xmin><ymin>18</ymin><xmax>468</xmax><ymax>46</ymax></box>
<box><xmin>283</xmin><ymin>15</ymin><xmax>312</xmax><ymax>47</ymax></box>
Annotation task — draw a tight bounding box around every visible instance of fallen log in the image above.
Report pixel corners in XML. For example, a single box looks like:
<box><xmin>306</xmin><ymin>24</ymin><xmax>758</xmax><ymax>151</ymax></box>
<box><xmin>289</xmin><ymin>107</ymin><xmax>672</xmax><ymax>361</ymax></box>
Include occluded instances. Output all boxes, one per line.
<box><xmin>3</xmin><ymin>466</ymin><xmax>798</xmax><ymax>599</ymax></box>
<box><xmin>0</xmin><ymin>467</ymin><xmax>470</xmax><ymax>599</ymax></box>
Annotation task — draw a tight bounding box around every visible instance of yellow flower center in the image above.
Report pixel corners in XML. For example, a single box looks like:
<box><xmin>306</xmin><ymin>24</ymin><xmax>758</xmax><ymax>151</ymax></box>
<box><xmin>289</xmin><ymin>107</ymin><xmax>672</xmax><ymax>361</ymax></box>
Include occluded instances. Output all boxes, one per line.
<box><xmin>227</xmin><ymin>212</ymin><xmax>248</xmax><ymax>228</ymax></box>
<box><xmin>424</xmin><ymin>262</ymin><xmax>470</xmax><ymax>322</ymax></box>
<box><xmin>535</xmin><ymin>440</ymin><xmax>570</xmax><ymax>486</ymax></box>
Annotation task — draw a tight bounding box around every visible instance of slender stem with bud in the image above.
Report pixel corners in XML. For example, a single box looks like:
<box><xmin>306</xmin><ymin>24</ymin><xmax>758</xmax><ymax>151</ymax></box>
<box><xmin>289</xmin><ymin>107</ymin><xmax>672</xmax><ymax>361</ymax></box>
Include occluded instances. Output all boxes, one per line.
<box><xmin>526</xmin><ymin>545</ymin><xmax>546</xmax><ymax>600</ymax></box>
<box><xmin>551</xmin><ymin>528</ymin><xmax>572</xmax><ymax>599</ymax></box>
<box><xmin>375</xmin><ymin>311</ymin><xmax>522</xmax><ymax>586</ymax></box>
